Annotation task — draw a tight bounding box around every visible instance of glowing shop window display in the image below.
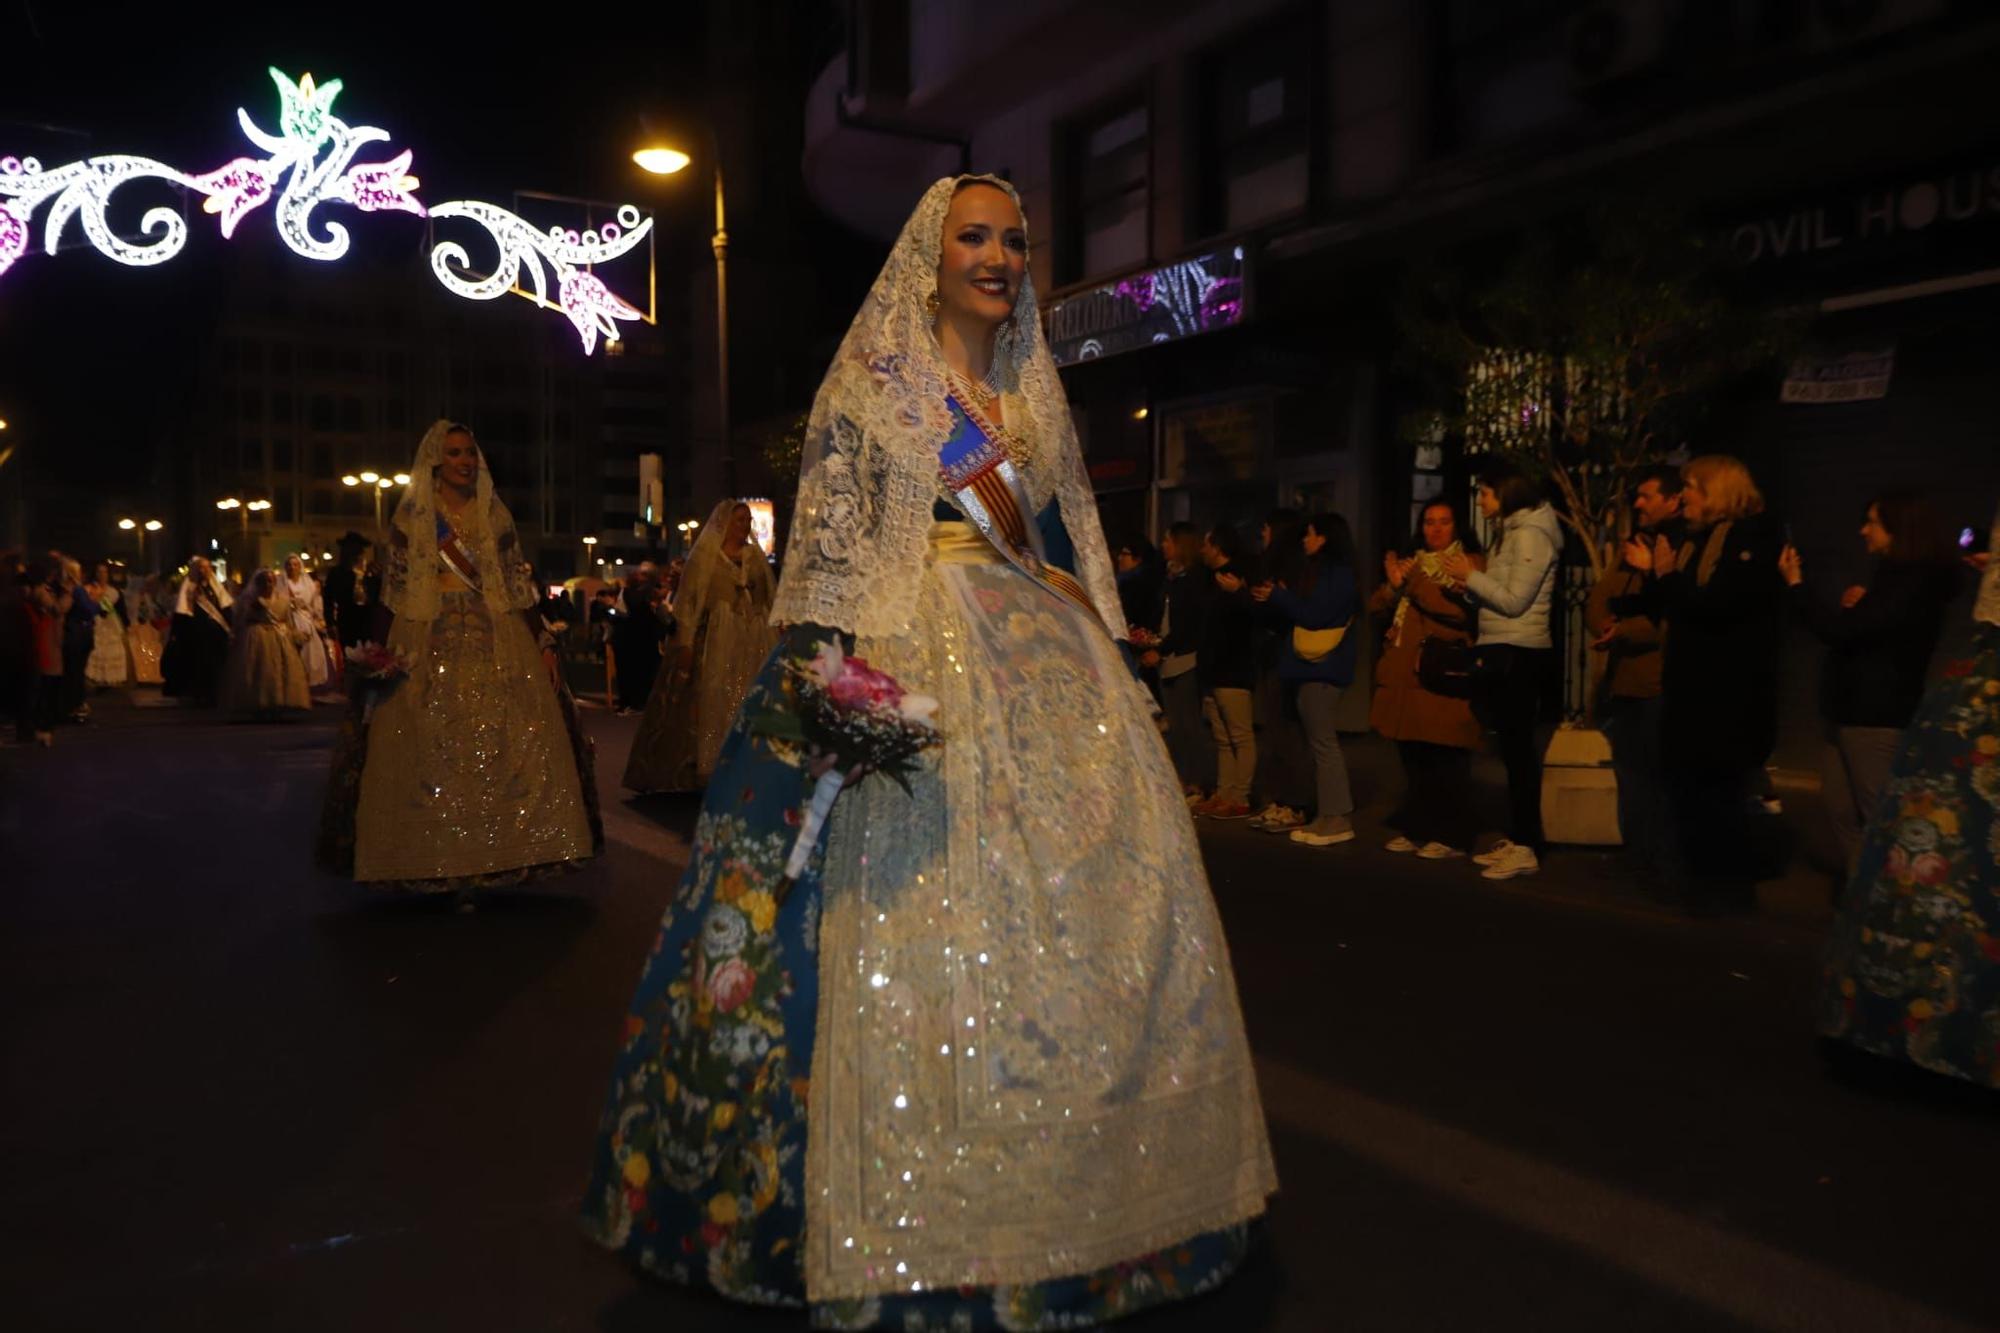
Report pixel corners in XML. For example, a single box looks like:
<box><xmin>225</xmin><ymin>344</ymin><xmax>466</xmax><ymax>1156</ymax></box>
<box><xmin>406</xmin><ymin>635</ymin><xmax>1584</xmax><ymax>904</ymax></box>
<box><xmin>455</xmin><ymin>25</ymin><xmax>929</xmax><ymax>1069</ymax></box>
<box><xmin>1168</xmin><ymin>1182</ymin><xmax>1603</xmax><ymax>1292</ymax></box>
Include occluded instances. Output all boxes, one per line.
<box><xmin>0</xmin><ymin>69</ymin><xmax>651</xmax><ymax>355</ymax></box>
<box><xmin>746</xmin><ymin>498</ymin><xmax>776</xmax><ymax>558</ymax></box>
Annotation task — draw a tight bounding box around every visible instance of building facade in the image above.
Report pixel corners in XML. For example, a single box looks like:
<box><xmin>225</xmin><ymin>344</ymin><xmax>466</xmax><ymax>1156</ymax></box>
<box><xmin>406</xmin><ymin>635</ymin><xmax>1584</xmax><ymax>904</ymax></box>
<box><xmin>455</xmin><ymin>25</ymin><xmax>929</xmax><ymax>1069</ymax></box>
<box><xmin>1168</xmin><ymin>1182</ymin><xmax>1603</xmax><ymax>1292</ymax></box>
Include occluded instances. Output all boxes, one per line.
<box><xmin>803</xmin><ymin>0</ymin><xmax>2000</xmax><ymax>744</ymax></box>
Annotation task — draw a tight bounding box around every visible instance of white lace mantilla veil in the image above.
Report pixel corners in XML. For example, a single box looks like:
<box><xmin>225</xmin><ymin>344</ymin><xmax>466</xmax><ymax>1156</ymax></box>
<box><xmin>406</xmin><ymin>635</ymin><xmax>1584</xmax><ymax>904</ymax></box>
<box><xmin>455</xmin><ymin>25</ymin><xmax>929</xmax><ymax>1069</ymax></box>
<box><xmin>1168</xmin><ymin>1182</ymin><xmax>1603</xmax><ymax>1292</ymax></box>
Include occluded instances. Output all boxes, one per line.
<box><xmin>384</xmin><ymin>419</ymin><xmax>537</xmax><ymax>623</ymax></box>
<box><xmin>674</xmin><ymin>497</ymin><xmax>760</xmax><ymax>635</ymax></box>
<box><xmin>770</xmin><ymin>174</ymin><xmax>1124</xmax><ymax>642</ymax></box>
<box><xmin>175</xmin><ymin>564</ymin><xmax>233</xmax><ymax>622</ymax></box>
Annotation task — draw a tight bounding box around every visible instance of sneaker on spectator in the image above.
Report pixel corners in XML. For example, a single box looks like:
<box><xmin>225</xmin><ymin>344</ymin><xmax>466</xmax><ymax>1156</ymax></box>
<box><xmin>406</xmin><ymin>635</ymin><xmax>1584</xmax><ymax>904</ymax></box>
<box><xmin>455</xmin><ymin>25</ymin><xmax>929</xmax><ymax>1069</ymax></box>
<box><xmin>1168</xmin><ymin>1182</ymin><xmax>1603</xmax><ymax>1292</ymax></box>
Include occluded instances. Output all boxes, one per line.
<box><xmin>1472</xmin><ymin>839</ymin><xmax>1518</xmax><ymax>867</ymax></box>
<box><xmin>1207</xmin><ymin>801</ymin><xmax>1253</xmax><ymax>821</ymax></box>
<box><xmin>1385</xmin><ymin>835</ymin><xmax>1418</xmax><ymax>854</ymax></box>
<box><xmin>1184</xmin><ymin>788</ymin><xmax>1208</xmax><ymax>808</ymax></box>
<box><xmin>1256</xmin><ymin>800</ymin><xmax>1304</xmax><ymax>832</ymax></box>
<box><xmin>1291</xmin><ymin>816</ymin><xmax>1355</xmax><ymax>847</ymax></box>
<box><xmin>1190</xmin><ymin>796</ymin><xmax>1224</xmax><ymax>817</ymax></box>
<box><xmin>1480</xmin><ymin>844</ymin><xmax>1540</xmax><ymax>880</ymax></box>
<box><xmin>1416</xmin><ymin>841</ymin><xmax>1465</xmax><ymax>860</ymax></box>
<box><xmin>1248</xmin><ymin>803</ymin><xmax>1282</xmax><ymax>830</ymax></box>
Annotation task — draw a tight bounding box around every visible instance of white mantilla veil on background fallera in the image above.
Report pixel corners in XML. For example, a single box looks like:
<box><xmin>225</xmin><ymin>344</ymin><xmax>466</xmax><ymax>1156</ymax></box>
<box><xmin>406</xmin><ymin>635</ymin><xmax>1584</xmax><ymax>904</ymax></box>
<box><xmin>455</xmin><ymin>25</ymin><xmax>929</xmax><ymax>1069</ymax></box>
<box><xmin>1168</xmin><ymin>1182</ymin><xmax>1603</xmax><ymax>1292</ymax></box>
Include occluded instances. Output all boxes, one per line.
<box><xmin>770</xmin><ymin>174</ymin><xmax>1124</xmax><ymax>643</ymax></box>
<box><xmin>383</xmin><ymin>418</ymin><xmax>537</xmax><ymax>624</ymax></box>
<box><xmin>175</xmin><ymin>562</ymin><xmax>232</xmax><ymax>626</ymax></box>
<box><xmin>678</xmin><ymin>497</ymin><xmax>758</xmax><ymax>612</ymax></box>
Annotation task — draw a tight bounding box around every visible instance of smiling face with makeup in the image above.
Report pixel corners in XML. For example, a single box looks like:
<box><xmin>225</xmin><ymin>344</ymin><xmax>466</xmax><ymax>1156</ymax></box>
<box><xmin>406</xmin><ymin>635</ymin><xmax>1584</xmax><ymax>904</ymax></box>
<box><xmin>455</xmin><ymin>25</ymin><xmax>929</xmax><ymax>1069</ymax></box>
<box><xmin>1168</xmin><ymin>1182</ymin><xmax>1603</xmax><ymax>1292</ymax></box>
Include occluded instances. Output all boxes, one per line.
<box><xmin>437</xmin><ymin>426</ymin><xmax>480</xmax><ymax>497</ymax></box>
<box><xmin>934</xmin><ymin>182</ymin><xmax>1028</xmax><ymax>338</ymax></box>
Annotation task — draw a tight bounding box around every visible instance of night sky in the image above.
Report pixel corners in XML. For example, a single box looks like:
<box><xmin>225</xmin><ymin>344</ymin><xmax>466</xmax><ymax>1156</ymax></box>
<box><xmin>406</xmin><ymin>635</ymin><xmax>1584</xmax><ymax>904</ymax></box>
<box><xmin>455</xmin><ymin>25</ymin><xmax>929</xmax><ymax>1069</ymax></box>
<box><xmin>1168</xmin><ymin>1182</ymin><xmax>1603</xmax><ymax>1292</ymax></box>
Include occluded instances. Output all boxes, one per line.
<box><xmin>0</xmin><ymin>0</ymin><xmax>826</xmax><ymax>506</ymax></box>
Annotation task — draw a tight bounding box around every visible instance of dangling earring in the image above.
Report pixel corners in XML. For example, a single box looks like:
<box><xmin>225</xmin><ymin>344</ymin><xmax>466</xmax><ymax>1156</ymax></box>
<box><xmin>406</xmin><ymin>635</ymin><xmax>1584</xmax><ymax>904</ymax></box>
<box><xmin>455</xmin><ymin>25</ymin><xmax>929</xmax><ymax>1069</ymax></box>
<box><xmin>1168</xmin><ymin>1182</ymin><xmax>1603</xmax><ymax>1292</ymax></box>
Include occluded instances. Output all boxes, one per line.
<box><xmin>925</xmin><ymin>288</ymin><xmax>942</xmax><ymax>320</ymax></box>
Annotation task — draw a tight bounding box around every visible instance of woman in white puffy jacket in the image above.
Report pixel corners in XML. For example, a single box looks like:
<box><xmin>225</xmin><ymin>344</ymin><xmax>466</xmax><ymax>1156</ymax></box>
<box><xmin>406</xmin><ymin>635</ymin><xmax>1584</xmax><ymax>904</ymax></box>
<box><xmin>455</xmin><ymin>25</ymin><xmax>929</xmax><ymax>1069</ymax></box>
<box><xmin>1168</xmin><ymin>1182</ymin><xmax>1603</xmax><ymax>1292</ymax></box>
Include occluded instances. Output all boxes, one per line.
<box><xmin>1442</xmin><ymin>462</ymin><xmax>1563</xmax><ymax>881</ymax></box>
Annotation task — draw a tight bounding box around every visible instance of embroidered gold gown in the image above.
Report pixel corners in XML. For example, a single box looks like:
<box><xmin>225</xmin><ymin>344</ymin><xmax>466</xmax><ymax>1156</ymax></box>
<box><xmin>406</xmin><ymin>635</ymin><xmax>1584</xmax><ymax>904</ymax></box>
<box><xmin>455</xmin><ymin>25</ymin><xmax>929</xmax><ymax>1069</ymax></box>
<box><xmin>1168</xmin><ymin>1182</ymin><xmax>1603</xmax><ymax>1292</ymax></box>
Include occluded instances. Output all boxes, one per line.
<box><xmin>340</xmin><ymin>500</ymin><xmax>596</xmax><ymax>888</ymax></box>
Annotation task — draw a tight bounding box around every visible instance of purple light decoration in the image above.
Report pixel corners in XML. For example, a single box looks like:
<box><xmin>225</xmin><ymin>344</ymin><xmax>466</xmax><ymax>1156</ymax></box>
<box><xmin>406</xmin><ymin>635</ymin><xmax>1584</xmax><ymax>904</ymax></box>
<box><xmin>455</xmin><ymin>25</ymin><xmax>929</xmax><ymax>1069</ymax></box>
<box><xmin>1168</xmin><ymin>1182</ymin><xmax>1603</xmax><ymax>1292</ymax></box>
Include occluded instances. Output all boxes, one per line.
<box><xmin>338</xmin><ymin>149</ymin><xmax>425</xmax><ymax>218</ymax></box>
<box><xmin>559</xmin><ymin>268</ymin><xmax>643</xmax><ymax>355</ymax></box>
<box><xmin>0</xmin><ymin>202</ymin><xmax>26</xmax><ymax>279</ymax></box>
<box><xmin>191</xmin><ymin>157</ymin><xmax>277</xmax><ymax>238</ymax></box>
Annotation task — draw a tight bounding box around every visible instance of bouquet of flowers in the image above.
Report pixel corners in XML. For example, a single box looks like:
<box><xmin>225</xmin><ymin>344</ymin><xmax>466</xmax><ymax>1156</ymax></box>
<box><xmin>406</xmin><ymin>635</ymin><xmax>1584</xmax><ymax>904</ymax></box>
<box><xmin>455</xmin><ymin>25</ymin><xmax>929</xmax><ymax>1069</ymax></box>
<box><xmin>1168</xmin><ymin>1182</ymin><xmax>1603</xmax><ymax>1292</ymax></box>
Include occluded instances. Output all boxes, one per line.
<box><xmin>749</xmin><ymin>639</ymin><xmax>941</xmax><ymax>893</ymax></box>
<box><xmin>1126</xmin><ymin>625</ymin><xmax>1160</xmax><ymax>652</ymax></box>
<box><xmin>345</xmin><ymin>641</ymin><xmax>412</xmax><ymax>722</ymax></box>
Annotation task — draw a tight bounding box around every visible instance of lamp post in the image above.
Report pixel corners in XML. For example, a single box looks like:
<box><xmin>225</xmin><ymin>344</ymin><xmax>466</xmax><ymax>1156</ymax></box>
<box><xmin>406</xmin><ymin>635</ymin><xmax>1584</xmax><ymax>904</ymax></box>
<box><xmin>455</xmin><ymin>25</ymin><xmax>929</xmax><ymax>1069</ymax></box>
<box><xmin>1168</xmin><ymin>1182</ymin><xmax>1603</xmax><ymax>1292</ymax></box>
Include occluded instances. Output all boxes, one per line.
<box><xmin>581</xmin><ymin>533</ymin><xmax>598</xmax><ymax>576</ymax></box>
<box><xmin>118</xmin><ymin>517</ymin><xmax>164</xmax><ymax>573</ymax></box>
<box><xmin>341</xmin><ymin>470</ymin><xmax>411</xmax><ymax>534</ymax></box>
<box><xmin>215</xmin><ymin>496</ymin><xmax>271</xmax><ymax>570</ymax></box>
<box><xmin>635</xmin><ymin>133</ymin><xmax>732</xmax><ymax>492</ymax></box>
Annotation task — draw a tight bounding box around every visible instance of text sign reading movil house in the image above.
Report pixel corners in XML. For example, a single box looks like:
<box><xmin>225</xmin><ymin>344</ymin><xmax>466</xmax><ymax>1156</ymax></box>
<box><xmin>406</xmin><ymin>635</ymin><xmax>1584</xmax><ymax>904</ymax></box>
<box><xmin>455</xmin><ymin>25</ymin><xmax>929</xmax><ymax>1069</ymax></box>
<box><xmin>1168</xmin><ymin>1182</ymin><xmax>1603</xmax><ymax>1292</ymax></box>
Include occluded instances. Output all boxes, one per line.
<box><xmin>1045</xmin><ymin>246</ymin><xmax>1247</xmax><ymax>368</ymax></box>
<box><xmin>1730</xmin><ymin>158</ymin><xmax>2000</xmax><ymax>265</ymax></box>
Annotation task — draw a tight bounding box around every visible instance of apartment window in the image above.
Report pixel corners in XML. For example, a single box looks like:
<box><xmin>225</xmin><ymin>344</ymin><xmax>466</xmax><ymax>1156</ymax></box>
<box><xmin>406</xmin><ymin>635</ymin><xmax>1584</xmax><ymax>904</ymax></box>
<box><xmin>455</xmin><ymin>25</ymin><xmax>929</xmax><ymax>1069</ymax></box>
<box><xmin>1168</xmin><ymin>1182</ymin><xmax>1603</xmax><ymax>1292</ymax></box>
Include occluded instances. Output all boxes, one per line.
<box><xmin>309</xmin><ymin>394</ymin><xmax>336</xmax><ymax>430</ymax></box>
<box><xmin>274</xmin><ymin>489</ymin><xmax>295</xmax><ymax>524</ymax></box>
<box><xmin>1193</xmin><ymin>9</ymin><xmax>1317</xmax><ymax>237</ymax></box>
<box><xmin>1058</xmin><ymin>95</ymin><xmax>1150</xmax><ymax>284</ymax></box>
<box><xmin>310</xmin><ymin>442</ymin><xmax>333</xmax><ymax>477</ymax></box>
<box><xmin>270</xmin><ymin>343</ymin><xmax>293</xmax><ymax>374</ymax></box>
<box><xmin>271</xmin><ymin>438</ymin><xmax>294</xmax><ymax>472</ymax></box>
<box><xmin>241</xmin><ymin>391</ymin><xmax>263</xmax><ymax>424</ymax></box>
<box><xmin>340</xmin><ymin>397</ymin><xmax>364</xmax><ymax>432</ymax></box>
<box><xmin>240</xmin><ymin>438</ymin><xmax>262</xmax><ymax>471</ymax></box>
<box><xmin>271</xmin><ymin>390</ymin><xmax>294</xmax><ymax>425</ymax></box>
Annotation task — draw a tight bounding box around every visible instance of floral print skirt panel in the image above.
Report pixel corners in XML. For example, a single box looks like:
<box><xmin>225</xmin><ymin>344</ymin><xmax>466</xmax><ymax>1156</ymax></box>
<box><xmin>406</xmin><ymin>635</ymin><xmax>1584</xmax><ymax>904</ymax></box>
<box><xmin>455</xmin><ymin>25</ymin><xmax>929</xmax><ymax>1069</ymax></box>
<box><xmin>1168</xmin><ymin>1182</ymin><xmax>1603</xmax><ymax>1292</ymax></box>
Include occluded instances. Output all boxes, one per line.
<box><xmin>1822</xmin><ymin>624</ymin><xmax>2000</xmax><ymax>1087</ymax></box>
<box><xmin>584</xmin><ymin>632</ymin><xmax>1262</xmax><ymax>1324</ymax></box>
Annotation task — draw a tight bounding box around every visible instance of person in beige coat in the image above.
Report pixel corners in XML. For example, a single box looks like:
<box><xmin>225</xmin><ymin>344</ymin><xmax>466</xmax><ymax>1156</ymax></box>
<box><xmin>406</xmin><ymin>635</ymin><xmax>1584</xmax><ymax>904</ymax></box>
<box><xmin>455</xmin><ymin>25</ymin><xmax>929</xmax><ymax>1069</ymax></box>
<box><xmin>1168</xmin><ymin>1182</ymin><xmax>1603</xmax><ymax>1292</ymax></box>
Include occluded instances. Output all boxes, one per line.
<box><xmin>1371</xmin><ymin>499</ymin><xmax>1484</xmax><ymax>857</ymax></box>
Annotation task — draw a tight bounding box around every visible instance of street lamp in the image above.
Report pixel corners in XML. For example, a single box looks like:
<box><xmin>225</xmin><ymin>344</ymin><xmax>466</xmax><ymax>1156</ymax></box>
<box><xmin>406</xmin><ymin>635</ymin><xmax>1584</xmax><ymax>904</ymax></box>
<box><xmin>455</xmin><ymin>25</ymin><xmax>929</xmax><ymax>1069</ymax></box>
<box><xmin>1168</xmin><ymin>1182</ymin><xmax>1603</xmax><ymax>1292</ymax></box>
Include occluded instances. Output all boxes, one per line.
<box><xmin>635</xmin><ymin>132</ymin><xmax>732</xmax><ymax>491</ymax></box>
<box><xmin>118</xmin><ymin>517</ymin><xmax>164</xmax><ymax>572</ymax></box>
<box><xmin>216</xmin><ymin>496</ymin><xmax>271</xmax><ymax>568</ymax></box>
<box><xmin>341</xmin><ymin>469</ymin><xmax>406</xmax><ymax>532</ymax></box>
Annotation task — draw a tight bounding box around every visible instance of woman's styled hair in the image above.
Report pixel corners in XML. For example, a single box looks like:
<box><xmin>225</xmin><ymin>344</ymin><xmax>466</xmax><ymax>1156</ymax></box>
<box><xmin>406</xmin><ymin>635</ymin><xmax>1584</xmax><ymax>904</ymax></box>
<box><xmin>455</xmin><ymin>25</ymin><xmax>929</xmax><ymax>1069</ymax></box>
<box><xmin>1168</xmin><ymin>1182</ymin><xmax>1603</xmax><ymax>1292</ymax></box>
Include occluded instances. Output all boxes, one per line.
<box><xmin>1475</xmin><ymin>461</ymin><xmax>1544</xmax><ymax>518</ymax></box>
<box><xmin>1262</xmin><ymin>508</ymin><xmax>1305</xmax><ymax>587</ymax></box>
<box><xmin>1682</xmin><ymin>455</ymin><xmax>1764</xmax><ymax>522</ymax></box>
<box><xmin>1870</xmin><ymin>490</ymin><xmax>1955</xmax><ymax>567</ymax></box>
<box><xmin>1297</xmin><ymin>512</ymin><xmax>1354</xmax><ymax>595</ymax></box>
<box><xmin>1404</xmin><ymin>499</ymin><xmax>1482</xmax><ymax>557</ymax></box>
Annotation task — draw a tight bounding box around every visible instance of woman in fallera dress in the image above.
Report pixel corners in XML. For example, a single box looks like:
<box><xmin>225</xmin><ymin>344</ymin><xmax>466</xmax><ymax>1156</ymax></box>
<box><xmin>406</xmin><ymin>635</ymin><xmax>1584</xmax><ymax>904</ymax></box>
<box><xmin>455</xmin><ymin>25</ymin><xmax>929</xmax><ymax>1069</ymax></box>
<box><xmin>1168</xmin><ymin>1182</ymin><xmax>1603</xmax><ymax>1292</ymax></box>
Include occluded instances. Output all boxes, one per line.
<box><xmin>583</xmin><ymin>176</ymin><xmax>1276</xmax><ymax>1329</ymax></box>
<box><xmin>223</xmin><ymin>568</ymin><xmax>311</xmax><ymax>718</ymax></box>
<box><xmin>623</xmin><ymin>499</ymin><xmax>778</xmax><ymax>793</ymax></box>
<box><xmin>280</xmin><ymin>553</ymin><xmax>333</xmax><ymax>692</ymax></box>
<box><xmin>161</xmin><ymin>557</ymin><xmax>232</xmax><ymax>707</ymax></box>
<box><xmin>83</xmin><ymin>562</ymin><xmax>129</xmax><ymax>689</ymax></box>
<box><xmin>316</xmin><ymin>421</ymin><xmax>600</xmax><ymax>908</ymax></box>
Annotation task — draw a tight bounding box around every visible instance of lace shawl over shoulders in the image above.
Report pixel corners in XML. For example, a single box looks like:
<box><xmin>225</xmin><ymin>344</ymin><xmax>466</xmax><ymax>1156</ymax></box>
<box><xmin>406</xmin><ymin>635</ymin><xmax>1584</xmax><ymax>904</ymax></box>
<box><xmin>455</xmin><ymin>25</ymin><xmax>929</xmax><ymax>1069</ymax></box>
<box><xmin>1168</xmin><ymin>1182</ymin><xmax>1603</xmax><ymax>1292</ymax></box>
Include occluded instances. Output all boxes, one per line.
<box><xmin>769</xmin><ymin>176</ymin><xmax>1122</xmax><ymax>642</ymax></box>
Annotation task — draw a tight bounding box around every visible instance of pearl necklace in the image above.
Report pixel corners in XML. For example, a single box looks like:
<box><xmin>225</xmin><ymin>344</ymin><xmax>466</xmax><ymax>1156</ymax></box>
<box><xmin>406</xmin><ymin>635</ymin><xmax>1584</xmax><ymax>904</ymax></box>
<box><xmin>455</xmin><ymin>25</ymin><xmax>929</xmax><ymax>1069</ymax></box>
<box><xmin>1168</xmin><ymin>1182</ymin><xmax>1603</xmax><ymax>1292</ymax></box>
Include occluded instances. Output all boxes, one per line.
<box><xmin>944</xmin><ymin>360</ymin><xmax>1001</xmax><ymax>407</ymax></box>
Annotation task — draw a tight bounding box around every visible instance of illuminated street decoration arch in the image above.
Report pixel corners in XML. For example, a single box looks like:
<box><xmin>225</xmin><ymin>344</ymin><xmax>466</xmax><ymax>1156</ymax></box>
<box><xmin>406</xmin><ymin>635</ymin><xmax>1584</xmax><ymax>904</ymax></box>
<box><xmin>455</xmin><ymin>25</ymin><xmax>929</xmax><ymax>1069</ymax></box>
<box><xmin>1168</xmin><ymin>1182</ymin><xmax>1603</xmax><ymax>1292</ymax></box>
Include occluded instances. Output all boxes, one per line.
<box><xmin>0</xmin><ymin>68</ymin><xmax>651</xmax><ymax>354</ymax></box>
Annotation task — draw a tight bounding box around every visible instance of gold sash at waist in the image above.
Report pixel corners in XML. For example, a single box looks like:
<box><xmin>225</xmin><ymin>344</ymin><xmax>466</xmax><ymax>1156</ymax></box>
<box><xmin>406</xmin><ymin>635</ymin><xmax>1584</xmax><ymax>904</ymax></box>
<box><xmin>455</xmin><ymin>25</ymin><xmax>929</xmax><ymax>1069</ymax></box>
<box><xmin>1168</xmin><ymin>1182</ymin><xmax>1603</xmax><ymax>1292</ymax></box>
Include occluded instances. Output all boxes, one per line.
<box><xmin>928</xmin><ymin>520</ymin><xmax>1006</xmax><ymax>565</ymax></box>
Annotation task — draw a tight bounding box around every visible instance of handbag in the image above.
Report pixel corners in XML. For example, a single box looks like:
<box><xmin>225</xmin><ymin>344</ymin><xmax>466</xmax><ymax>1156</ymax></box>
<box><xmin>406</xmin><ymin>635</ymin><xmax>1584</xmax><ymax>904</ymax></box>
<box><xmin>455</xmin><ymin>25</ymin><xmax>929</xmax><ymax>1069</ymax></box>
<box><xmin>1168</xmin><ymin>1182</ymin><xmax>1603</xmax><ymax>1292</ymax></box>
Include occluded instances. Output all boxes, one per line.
<box><xmin>1416</xmin><ymin>635</ymin><xmax>1478</xmax><ymax>699</ymax></box>
<box><xmin>1292</xmin><ymin>618</ymin><xmax>1352</xmax><ymax>663</ymax></box>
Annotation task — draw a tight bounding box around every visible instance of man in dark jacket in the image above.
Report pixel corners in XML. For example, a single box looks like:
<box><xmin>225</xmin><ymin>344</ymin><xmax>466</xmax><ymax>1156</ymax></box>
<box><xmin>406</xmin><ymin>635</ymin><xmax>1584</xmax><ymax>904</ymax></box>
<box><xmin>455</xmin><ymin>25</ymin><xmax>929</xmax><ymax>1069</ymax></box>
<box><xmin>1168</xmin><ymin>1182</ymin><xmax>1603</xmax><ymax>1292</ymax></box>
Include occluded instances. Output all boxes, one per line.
<box><xmin>613</xmin><ymin>562</ymin><xmax>668</xmax><ymax>714</ymax></box>
<box><xmin>322</xmin><ymin>532</ymin><xmax>379</xmax><ymax>649</ymax></box>
<box><xmin>1153</xmin><ymin>522</ymin><xmax>1213</xmax><ymax>799</ymax></box>
<box><xmin>1195</xmin><ymin>523</ymin><xmax>1259</xmax><ymax>819</ymax></box>
<box><xmin>1588</xmin><ymin>465</ymin><xmax>1686</xmax><ymax>877</ymax></box>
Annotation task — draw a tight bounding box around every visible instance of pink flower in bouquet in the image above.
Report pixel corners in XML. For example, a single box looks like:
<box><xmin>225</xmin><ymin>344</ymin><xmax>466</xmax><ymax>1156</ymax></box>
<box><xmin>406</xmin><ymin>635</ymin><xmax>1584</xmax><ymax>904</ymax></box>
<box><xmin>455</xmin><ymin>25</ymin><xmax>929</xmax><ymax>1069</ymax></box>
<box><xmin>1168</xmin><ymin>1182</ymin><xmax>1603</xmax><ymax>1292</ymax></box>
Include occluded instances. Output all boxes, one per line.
<box><xmin>708</xmin><ymin>958</ymin><xmax>756</xmax><ymax>1013</ymax></box>
<box><xmin>825</xmin><ymin>651</ymin><xmax>905</xmax><ymax>713</ymax></box>
<box><xmin>1911</xmin><ymin>851</ymin><xmax>1950</xmax><ymax>887</ymax></box>
<box><xmin>347</xmin><ymin>641</ymin><xmax>409</xmax><ymax>681</ymax></box>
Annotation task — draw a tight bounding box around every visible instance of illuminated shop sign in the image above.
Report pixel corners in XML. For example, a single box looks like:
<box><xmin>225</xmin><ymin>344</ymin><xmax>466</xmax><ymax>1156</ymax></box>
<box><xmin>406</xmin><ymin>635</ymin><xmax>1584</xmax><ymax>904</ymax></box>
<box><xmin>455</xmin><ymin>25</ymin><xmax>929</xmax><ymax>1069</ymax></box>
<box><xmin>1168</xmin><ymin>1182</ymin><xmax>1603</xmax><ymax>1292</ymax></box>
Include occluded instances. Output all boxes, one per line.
<box><xmin>1044</xmin><ymin>246</ymin><xmax>1247</xmax><ymax>368</ymax></box>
